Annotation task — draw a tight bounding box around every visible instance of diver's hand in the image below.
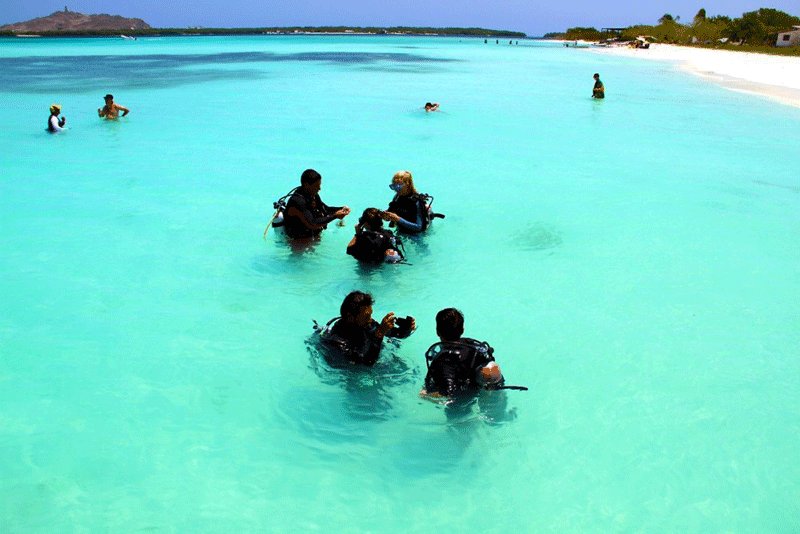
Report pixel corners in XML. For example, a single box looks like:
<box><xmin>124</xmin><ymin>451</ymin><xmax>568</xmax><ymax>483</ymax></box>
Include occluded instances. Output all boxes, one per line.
<box><xmin>335</xmin><ymin>206</ymin><xmax>350</xmax><ymax>219</ymax></box>
<box><xmin>382</xmin><ymin>211</ymin><xmax>400</xmax><ymax>223</ymax></box>
<box><xmin>376</xmin><ymin>312</ymin><xmax>395</xmax><ymax>336</ymax></box>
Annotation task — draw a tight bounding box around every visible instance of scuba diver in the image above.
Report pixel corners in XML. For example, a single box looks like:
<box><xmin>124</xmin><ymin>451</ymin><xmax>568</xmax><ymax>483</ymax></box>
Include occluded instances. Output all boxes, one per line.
<box><xmin>269</xmin><ymin>169</ymin><xmax>350</xmax><ymax>239</ymax></box>
<box><xmin>383</xmin><ymin>170</ymin><xmax>444</xmax><ymax>235</ymax></box>
<box><xmin>347</xmin><ymin>208</ymin><xmax>405</xmax><ymax>263</ymax></box>
<box><xmin>314</xmin><ymin>291</ymin><xmax>416</xmax><ymax>366</ymax></box>
<box><xmin>421</xmin><ymin>308</ymin><xmax>513</xmax><ymax>398</ymax></box>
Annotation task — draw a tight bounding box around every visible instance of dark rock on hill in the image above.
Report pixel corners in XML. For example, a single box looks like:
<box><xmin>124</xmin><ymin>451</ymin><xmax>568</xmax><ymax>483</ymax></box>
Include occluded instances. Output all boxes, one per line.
<box><xmin>1</xmin><ymin>10</ymin><xmax>150</xmax><ymax>32</ymax></box>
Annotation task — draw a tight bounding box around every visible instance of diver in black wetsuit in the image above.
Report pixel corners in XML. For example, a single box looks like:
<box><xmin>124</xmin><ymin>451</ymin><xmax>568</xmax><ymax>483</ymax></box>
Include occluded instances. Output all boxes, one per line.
<box><xmin>592</xmin><ymin>73</ymin><xmax>605</xmax><ymax>99</ymax></box>
<box><xmin>421</xmin><ymin>308</ymin><xmax>504</xmax><ymax>398</ymax></box>
<box><xmin>317</xmin><ymin>291</ymin><xmax>415</xmax><ymax>366</ymax></box>
<box><xmin>346</xmin><ymin>208</ymin><xmax>404</xmax><ymax>263</ymax></box>
<box><xmin>281</xmin><ymin>169</ymin><xmax>350</xmax><ymax>239</ymax></box>
<box><xmin>383</xmin><ymin>170</ymin><xmax>443</xmax><ymax>235</ymax></box>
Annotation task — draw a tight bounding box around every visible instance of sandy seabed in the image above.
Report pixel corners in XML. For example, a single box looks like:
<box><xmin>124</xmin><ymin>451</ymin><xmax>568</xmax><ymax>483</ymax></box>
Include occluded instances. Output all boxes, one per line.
<box><xmin>588</xmin><ymin>43</ymin><xmax>800</xmax><ymax>108</ymax></box>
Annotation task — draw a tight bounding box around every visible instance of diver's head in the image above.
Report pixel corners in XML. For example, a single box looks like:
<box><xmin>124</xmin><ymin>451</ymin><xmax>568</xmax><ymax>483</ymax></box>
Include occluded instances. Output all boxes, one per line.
<box><xmin>50</xmin><ymin>104</ymin><xmax>62</xmax><ymax>115</ymax></box>
<box><xmin>300</xmin><ymin>168</ymin><xmax>322</xmax><ymax>194</ymax></box>
<box><xmin>436</xmin><ymin>308</ymin><xmax>464</xmax><ymax>341</ymax></box>
<box><xmin>104</xmin><ymin>94</ymin><xmax>114</xmax><ymax>102</ymax></box>
<box><xmin>424</xmin><ymin>102</ymin><xmax>433</xmax><ymax>110</ymax></box>
<box><xmin>340</xmin><ymin>290</ymin><xmax>374</xmax><ymax>327</ymax></box>
<box><xmin>593</xmin><ymin>73</ymin><xmax>600</xmax><ymax>80</ymax></box>
<box><xmin>358</xmin><ymin>207</ymin><xmax>384</xmax><ymax>231</ymax></box>
<box><xmin>391</xmin><ymin>170</ymin><xmax>417</xmax><ymax>195</ymax></box>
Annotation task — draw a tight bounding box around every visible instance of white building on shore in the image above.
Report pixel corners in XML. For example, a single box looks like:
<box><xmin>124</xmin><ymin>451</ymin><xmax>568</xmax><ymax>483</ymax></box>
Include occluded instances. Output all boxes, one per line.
<box><xmin>776</xmin><ymin>26</ymin><xmax>800</xmax><ymax>47</ymax></box>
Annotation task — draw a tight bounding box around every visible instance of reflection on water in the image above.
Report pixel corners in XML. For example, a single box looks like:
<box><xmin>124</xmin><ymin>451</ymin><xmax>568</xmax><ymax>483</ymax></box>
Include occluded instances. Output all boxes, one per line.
<box><xmin>306</xmin><ymin>336</ymin><xmax>419</xmax><ymax>422</ymax></box>
<box><xmin>512</xmin><ymin>222</ymin><xmax>563</xmax><ymax>252</ymax></box>
<box><xmin>426</xmin><ymin>390</ymin><xmax>519</xmax><ymax>426</ymax></box>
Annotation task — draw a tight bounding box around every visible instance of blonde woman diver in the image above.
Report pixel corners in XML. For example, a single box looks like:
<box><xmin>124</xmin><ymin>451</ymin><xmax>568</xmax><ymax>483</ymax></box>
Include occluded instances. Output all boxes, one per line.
<box><xmin>383</xmin><ymin>170</ymin><xmax>443</xmax><ymax>234</ymax></box>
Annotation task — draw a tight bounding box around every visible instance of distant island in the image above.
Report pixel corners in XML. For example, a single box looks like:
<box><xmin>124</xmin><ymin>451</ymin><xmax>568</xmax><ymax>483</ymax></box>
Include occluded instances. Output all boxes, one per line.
<box><xmin>0</xmin><ymin>8</ymin><xmax>150</xmax><ymax>33</ymax></box>
<box><xmin>0</xmin><ymin>9</ymin><xmax>525</xmax><ymax>38</ymax></box>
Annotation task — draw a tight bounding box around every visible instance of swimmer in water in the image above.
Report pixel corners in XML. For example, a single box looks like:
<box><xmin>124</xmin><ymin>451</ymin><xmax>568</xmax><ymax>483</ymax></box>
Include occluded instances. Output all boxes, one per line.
<box><xmin>98</xmin><ymin>94</ymin><xmax>130</xmax><ymax>119</ymax></box>
<box><xmin>47</xmin><ymin>104</ymin><xmax>66</xmax><ymax>133</ymax></box>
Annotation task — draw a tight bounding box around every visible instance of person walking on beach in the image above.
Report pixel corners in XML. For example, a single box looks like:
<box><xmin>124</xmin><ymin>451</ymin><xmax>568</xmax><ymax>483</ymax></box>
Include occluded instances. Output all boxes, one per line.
<box><xmin>47</xmin><ymin>104</ymin><xmax>66</xmax><ymax>133</ymax></box>
<box><xmin>592</xmin><ymin>73</ymin><xmax>605</xmax><ymax>99</ymax></box>
<box><xmin>98</xmin><ymin>94</ymin><xmax>130</xmax><ymax>119</ymax></box>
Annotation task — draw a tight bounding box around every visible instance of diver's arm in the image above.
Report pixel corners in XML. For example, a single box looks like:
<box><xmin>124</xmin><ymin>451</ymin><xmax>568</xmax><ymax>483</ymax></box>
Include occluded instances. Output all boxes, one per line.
<box><xmin>321</xmin><ymin>200</ymin><xmax>350</xmax><ymax>221</ymax></box>
<box><xmin>374</xmin><ymin>314</ymin><xmax>395</xmax><ymax>339</ymax></box>
<box><xmin>285</xmin><ymin>196</ymin><xmax>326</xmax><ymax>231</ymax></box>
<box><xmin>386</xmin><ymin>317</ymin><xmax>415</xmax><ymax>338</ymax></box>
<box><xmin>394</xmin><ymin>212</ymin><xmax>424</xmax><ymax>232</ymax></box>
<box><xmin>384</xmin><ymin>208</ymin><xmax>423</xmax><ymax>233</ymax></box>
<box><xmin>118</xmin><ymin>105</ymin><xmax>130</xmax><ymax>116</ymax></box>
<box><xmin>354</xmin><ymin>320</ymin><xmax>384</xmax><ymax>366</ymax></box>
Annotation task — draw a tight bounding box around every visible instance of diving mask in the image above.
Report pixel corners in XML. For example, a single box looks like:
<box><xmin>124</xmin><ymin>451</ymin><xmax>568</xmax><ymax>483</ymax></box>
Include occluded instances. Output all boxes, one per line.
<box><xmin>390</xmin><ymin>183</ymin><xmax>403</xmax><ymax>192</ymax></box>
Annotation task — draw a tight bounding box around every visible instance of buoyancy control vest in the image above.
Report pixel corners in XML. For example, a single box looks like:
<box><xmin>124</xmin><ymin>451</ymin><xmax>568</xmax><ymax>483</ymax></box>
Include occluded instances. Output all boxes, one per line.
<box><xmin>424</xmin><ymin>338</ymin><xmax>498</xmax><ymax>394</ymax></box>
<box><xmin>347</xmin><ymin>228</ymin><xmax>404</xmax><ymax>263</ymax></box>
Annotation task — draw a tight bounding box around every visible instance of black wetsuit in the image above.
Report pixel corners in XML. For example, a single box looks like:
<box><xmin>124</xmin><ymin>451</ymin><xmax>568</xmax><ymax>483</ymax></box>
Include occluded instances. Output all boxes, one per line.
<box><xmin>593</xmin><ymin>79</ymin><xmax>605</xmax><ymax>99</ymax></box>
<box><xmin>424</xmin><ymin>338</ymin><xmax>502</xmax><ymax>397</ymax></box>
<box><xmin>324</xmin><ymin>318</ymin><xmax>407</xmax><ymax>366</ymax></box>
<box><xmin>283</xmin><ymin>189</ymin><xmax>343</xmax><ymax>239</ymax></box>
<box><xmin>387</xmin><ymin>193</ymin><xmax>427</xmax><ymax>234</ymax></box>
<box><xmin>347</xmin><ymin>228</ymin><xmax>400</xmax><ymax>263</ymax></box>
<box><xmin>47</xmin><ymin>113</ymin><xmax>66</xmax><ymax>133</ymax></box>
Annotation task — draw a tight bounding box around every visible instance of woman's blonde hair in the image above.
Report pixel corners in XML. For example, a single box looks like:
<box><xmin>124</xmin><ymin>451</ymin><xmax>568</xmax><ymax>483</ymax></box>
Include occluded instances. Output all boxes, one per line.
<box><xmin>392</xmin><ymin>170</ymin><xmax>417</xmax><ymax>194</ymax></box>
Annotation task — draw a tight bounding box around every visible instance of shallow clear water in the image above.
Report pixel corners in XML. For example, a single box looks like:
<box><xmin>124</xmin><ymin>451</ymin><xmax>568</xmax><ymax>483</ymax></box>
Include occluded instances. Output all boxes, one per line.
<box><xmin>1</xmin><ymin>36</ymin><xmax>799</xmax><ymax>531</ymax></box>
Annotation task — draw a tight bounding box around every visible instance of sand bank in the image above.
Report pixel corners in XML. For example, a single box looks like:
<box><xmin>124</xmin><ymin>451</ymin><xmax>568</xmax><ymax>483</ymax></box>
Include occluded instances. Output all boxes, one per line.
<box><xmin>588</xmin><ymin>43</ymin><xmax>800</xmax><ymax>108</ymax></box>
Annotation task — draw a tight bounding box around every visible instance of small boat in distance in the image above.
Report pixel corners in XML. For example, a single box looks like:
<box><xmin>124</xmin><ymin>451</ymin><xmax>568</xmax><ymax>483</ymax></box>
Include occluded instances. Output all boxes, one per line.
<box><xmin>120</xmin><ymin>34</ymin><xmax>137</xmax><ymax>40</ymax></box>
<box><xmin>16</xmin><ymin>34</ymin><xmax>42</xmax><ymax>38</ymax></box>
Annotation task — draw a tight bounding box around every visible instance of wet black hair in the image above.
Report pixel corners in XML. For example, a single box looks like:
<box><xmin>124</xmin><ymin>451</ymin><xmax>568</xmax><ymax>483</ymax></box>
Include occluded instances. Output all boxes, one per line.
<box><xmin>358</xmin><ymin>207</ymin><xmax>383</xmax><ymax>230</ymax></box>
<box><xmin>340</xmin><ymin>290</ymin><xmax>374</xmax><ymax>319</ymax></box>
<box><xmin>593</xmin><ymin>73</ymin><xmax>600</xmax><ymax>78</ymax></box>
<box><xmin>104</xmin><ymin>94</ymin><xmax>113</xmax><ymax>100</ymax></box>
<box><xmin>301</xmin><ymin>168</ymin><xmax>322</xmax><ymax>185</ymax></box>
<box><xmin>436</xmin><ymin>308</ymin><xmax>464</xmax><ymax>341</ymax></box>
<box><xmin>425</xmin><ymin>102</ymin><xmax>432</xmax><ymax>107</ymax></box>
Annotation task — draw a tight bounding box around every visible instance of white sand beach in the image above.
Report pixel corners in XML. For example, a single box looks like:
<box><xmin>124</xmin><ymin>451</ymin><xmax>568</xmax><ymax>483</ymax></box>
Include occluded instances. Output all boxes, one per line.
<box><xmin>589</xmin><ymin>43</ymin><xmax>800</xmax><ymax>108</ymax></box>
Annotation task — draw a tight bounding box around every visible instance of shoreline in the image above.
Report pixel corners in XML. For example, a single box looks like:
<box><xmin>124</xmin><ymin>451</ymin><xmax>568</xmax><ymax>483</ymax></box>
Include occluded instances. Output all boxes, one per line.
<box><xmin>588</xmin><ymin>43</ymin><xmax>800</xmax><ymax>109</ymax></box>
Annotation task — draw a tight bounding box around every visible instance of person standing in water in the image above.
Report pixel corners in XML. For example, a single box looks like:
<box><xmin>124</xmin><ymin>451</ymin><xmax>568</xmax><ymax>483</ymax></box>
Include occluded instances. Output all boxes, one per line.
<box><xmin>47</xmin><ymin>104</ymin><xmax>66</xmax><ymax>133</ymax></box>
<box><xmin>282</xmin><ymin>169</ymin><xmax>350</xmax><ymax>239</ymax></box>
<box><xmin>421</xmin><ymin>308</ymin><xmax>504</xmax><ymax>398</ymax></box>
<box><xmin>98</xmin><ymin>94</ymin><xmax>130</xmax><ymax>119</ymax></box>
<box><xmin>592</xmin><ymin>73</ymin><xmax>605</xmax><ymax>99</ymax></box>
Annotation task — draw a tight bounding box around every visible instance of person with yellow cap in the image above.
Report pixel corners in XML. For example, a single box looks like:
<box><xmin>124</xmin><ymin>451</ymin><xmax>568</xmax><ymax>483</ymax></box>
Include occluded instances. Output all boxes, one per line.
<box><xmin>47</xmin><ymin>104</ymin><xmax>66</xmax><ymax>133</ymax></box>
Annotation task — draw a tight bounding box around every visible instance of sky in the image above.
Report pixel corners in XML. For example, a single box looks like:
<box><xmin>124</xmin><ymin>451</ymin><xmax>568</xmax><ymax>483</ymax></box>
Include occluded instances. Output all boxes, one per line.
<box><xmin>1</xmin><ymin>1</ymin><xmax>798</xmax><ymax>36</ymax></box>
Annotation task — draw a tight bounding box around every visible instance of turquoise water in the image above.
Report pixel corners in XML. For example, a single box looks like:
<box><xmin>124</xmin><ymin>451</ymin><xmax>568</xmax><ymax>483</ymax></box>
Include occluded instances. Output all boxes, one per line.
<box><xmin>1</xmin><ymin>36</ymin><xmax>799</xmax><ymax>531</ymax></box>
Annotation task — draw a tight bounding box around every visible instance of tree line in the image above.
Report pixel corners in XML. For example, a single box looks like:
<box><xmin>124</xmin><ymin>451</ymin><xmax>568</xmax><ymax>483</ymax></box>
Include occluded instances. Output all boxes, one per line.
<box><xmin>547</xmin><ymin>8</ymin><xmax>799</xmax><ymax>47</ymax></box>
<box><xmin>0</xmin><ymin>26</ymin><xmax>526</xmax><ymax>38</ymax></box>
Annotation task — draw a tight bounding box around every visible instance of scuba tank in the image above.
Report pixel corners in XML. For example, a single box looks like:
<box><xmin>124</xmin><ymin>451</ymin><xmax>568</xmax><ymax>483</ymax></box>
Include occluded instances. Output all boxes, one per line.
<box><xmin>271</xmin><ymin>187</ymin><xmax>299</xmax><ymax>228</ymax></box>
